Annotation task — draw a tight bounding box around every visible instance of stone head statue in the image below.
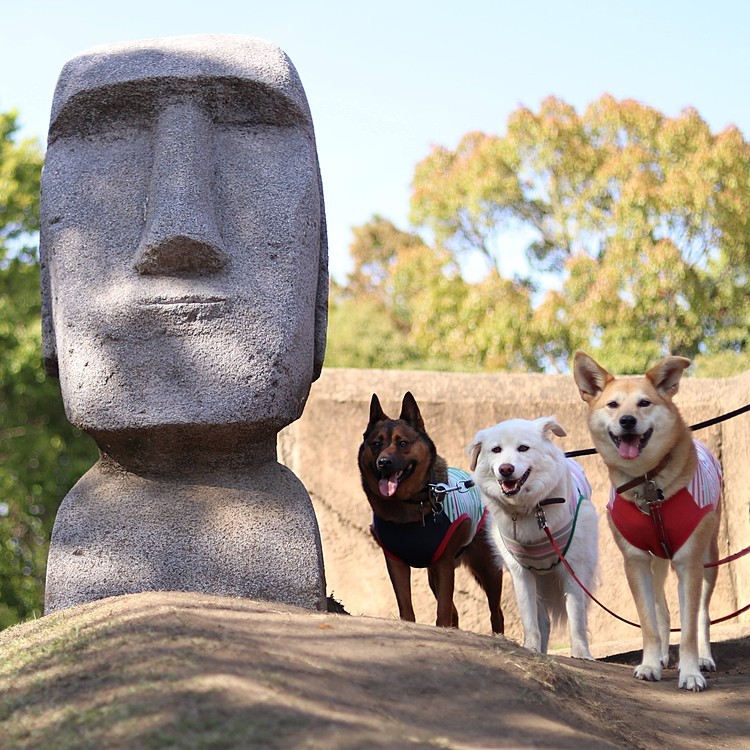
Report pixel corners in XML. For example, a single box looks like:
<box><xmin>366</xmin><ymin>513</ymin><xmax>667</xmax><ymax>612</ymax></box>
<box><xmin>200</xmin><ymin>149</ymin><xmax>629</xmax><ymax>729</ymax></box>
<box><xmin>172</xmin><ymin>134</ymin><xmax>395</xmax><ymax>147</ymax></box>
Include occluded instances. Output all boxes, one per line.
<box><xmin>41</xmin><ymin>36</ymin><xmax>328</xmax><ymax>613</ymax></box>
<box><xmin>40</xmin><ymin>34</ymin><xmax>328</xmax><ymax>446</ymax></box>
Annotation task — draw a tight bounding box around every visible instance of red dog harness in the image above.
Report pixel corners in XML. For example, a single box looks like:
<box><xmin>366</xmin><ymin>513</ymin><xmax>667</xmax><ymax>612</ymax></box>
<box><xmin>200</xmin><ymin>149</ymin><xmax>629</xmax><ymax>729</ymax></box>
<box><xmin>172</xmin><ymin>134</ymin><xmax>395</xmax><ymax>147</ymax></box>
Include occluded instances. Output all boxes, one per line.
<box><xmin>608</xmin><ymin>441</ymin><xmax>722</xmax><ymax>559</ymax></box>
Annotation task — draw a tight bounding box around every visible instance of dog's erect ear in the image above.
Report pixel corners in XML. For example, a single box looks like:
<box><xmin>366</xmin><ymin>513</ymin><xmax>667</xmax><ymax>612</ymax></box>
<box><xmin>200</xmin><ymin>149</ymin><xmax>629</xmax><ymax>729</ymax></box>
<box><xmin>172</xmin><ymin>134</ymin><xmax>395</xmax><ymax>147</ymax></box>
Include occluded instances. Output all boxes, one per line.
<box><xmin>365</xmin><ymin>393</ymin><xmax>388</xmax><ymax>435</ymax></box>
<box><xmin>467</xmin><ymin>437</ymin><xmax>483</xmax><ymax>471</ymax></box>
<box><xmin>573</xmin><ymin>351</ymin><xmax>613</xmax><ymax>404</ymax></box>
<box><xmin>399</xmin><ymin>391</ymin><xmax>425</xmax><ymax>432</ymax></box>
<box><xmin>539</xmin><ymin>417</ymin><xmax>567</xmax><ymax>439</ymax></box>
<box><xmin>646</xmin><ymin>356</ymin><xmax>691</xmax><ymax>399</ymax></box>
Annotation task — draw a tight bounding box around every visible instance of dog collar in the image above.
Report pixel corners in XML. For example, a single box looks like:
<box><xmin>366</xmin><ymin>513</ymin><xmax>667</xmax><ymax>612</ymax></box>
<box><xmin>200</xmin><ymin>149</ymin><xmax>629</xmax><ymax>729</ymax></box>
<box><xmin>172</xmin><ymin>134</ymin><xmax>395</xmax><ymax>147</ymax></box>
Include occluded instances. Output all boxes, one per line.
<box><xmin>504</xmin><ymin>494</ymin><xmax>585</xmax><ymax>573</ymax></box>
<box><xmin>534</xmin><ymin>497</ymin><xmax>566</xmax><ymax>529</ymax></box>
<box><xmin>615</xmin><ymin>453</ymin><xmax>671</xmax><ymax>496</ymax></box>
<box><xmin>507</xmin><ymin>496</ymin><xmax>567</xmax><ymax>545</ymax></box>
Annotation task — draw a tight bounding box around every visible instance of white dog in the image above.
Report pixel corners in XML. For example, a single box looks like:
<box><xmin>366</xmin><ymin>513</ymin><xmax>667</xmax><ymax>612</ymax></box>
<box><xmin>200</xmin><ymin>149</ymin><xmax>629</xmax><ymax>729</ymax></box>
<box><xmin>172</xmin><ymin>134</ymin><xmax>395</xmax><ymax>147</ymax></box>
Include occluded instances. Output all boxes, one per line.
<box><xmin>469</xmin><ymin>417</ymin><xmax>598</xmax><ymax>659</ymax></box>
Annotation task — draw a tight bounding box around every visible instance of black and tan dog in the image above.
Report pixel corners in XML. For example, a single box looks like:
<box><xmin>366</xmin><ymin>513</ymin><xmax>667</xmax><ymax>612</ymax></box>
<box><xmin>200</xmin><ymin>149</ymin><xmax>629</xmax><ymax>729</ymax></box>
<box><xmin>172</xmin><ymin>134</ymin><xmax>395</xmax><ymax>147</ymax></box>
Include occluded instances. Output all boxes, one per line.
<box><xmin>359</xmin><ymin>392</ymin><xmax>504</xmax><ymax>633</ymax></box>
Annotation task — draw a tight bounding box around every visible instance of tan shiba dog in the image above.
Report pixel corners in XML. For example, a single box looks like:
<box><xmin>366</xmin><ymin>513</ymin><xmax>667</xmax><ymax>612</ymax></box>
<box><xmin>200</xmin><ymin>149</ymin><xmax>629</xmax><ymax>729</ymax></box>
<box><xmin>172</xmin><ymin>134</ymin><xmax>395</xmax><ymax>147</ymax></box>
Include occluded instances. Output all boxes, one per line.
<box><xmin>573</xmin><ymin>352</ymin><xmax>722</xmax><ymax>691</ymax></box>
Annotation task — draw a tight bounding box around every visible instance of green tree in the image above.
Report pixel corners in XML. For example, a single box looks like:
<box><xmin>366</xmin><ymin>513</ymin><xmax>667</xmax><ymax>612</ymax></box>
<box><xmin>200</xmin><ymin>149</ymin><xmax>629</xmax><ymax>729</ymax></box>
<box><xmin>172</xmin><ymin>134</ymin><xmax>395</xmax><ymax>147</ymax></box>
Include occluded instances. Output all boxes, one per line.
<box><xmin>410</xmin><ymin>95</ymin><xmax>750</xmax><ymax>373</ymax></box>
<box><xmin>326</xmin><ymin>216</ymin><xmax>540</xmax><ymax>372</ymax></box>
<box><xmin>325</xmin><ymin>280</ymin><xmax>423</xmax><ymax>369</ymax></box>
<box><xmin>325</xmin><ymin>218</ymin><xmax>435</xmax><ymax>370</ymax></box>
<box><xmin>0</xmin><ymin>110</ymin><xmax>98</xmax><ymax>628</ymax></box>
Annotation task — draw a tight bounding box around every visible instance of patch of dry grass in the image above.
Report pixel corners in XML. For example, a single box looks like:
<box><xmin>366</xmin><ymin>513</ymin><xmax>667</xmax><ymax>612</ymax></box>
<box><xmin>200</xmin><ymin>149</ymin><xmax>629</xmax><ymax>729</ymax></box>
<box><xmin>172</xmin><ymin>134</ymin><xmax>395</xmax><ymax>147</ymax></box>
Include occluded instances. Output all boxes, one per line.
<box><xmin>2</xmin><ymin>592</ymin><xmax>747</xmax><ymax>750</ymax></box>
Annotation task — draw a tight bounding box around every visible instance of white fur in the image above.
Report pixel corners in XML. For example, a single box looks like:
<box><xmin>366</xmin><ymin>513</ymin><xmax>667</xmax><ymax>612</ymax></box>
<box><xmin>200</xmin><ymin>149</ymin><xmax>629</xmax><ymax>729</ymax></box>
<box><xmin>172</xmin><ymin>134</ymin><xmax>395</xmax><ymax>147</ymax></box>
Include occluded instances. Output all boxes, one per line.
<box><xmin>469</xmin><ymin>417</ymin><xmax>599</xmax><ymax>659</ymax></box>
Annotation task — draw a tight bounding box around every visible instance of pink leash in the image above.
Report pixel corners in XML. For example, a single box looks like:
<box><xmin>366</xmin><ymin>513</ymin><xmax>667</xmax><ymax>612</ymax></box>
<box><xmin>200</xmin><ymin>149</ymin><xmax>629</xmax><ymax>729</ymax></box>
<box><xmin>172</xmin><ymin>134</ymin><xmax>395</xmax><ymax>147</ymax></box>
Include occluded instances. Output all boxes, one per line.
<box><xmin>541</xmin><ymin>523</ymin><xmax>750</xmax><ymax>630</ymax></box>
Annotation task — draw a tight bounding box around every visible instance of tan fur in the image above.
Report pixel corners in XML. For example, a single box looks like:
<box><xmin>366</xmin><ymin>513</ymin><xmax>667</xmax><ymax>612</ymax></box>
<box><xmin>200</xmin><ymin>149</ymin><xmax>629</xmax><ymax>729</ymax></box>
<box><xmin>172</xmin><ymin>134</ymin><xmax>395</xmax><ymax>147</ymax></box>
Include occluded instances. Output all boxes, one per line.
<box><xmin>573</xmin><ymin>351</ymin><xmax>721</xmax><ymax>692</ymax></box>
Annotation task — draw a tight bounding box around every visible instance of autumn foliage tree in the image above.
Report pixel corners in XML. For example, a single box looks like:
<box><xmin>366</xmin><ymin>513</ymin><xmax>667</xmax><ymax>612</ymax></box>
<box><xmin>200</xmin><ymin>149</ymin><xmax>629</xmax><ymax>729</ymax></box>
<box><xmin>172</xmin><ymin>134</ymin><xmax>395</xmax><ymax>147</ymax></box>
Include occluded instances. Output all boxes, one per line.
<box><xmin>327</xmin><ymin>95</ymin><xmax>750</xmax><ymax>375</ymax></box>
<box><xmin>326</xmin><ymin>216</ymin><xmax>540</xmax><ymax>371</ymax></box>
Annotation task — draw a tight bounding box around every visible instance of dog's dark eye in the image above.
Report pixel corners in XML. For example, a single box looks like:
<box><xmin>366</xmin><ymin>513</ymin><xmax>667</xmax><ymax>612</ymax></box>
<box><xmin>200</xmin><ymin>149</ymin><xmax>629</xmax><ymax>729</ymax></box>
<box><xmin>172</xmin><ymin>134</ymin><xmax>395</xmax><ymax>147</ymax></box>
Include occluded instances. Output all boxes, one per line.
<box><xmin>397</xmin><ymin>440</ymin><xmax>409</xmax><ymax>449</ymax></box>
<box><xmin>606</xmin><ymin>401</ymin><xmax>618</xmax><ymax>409</ymax></box>
<box><xmin>491</xmin><ymin>446</ymin><xmax>502</xmax><ymax>453</ymax></box>
<box><xmin>371</xmin><ymin>440</ymin><xmax>382</xmax><ymax>451</ymax></box>
<box><xmin>638</xmin><ymin>399</ymin><xmax>652</xmax><ymax>408</ymax></box>
<box><xmin>518</xmin><ymin>444</ymin><xmax>529</xmax><ymax>452</ymax></box>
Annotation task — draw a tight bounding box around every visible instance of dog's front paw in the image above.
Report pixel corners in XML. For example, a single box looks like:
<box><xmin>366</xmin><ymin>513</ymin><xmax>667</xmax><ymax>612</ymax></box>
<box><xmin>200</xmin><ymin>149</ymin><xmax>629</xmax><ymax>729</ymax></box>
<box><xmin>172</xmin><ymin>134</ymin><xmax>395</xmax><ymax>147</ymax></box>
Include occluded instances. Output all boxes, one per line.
<box><xmin>633</xmin><ymin>663</ymin><xmax>662</xmax><ymax>682</ymax></box>
<box><xmin>522</xmin><ymin>636</ymin><xmax>543</xmax><ymax>654</ymax></box>
<box><xmin>699</xmin><ymin>656</ymin><xmax>717</xmax><ymax>673</ymax></box>
<box><xmin>679</xmin><ymin>670</ymin><xmax>708</xmax><ymax>692</ymax></box>
<box><xmin>570</xmin><ymin>647</ymin><xmax>595</xmax><ymax>661</ymax></box>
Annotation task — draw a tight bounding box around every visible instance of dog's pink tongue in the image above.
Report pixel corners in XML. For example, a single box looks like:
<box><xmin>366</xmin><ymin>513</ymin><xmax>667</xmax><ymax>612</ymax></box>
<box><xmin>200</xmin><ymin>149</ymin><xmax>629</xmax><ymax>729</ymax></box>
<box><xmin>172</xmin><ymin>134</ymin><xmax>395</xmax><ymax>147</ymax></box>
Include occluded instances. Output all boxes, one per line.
<box><xmin>379</xmin><ymin>476</ymin><xmax>399</xmax><ymax>497</ymax></box>
<box><xmin>619</xmin><ymin>440</ymin><xmax>640</xmax><ymax>460</ymax></box>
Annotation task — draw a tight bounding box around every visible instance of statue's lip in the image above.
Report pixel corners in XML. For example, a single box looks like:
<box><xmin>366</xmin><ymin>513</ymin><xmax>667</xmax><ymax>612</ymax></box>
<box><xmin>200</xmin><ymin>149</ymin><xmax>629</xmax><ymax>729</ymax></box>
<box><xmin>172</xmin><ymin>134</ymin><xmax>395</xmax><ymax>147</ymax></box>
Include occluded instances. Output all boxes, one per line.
<box><xmin>140</xmin><ymin>295</ymin><xmax>226</xmax><ymax>306</ymax></box>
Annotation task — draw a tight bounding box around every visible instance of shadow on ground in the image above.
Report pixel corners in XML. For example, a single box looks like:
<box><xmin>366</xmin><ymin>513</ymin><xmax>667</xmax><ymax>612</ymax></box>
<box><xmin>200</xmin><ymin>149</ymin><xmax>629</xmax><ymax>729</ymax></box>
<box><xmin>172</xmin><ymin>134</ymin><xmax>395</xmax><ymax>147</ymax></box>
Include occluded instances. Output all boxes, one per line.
<box><xmin>0</xmin><ymin>592</ymin><xmax>748</xmax><ymax>750</ymax></box>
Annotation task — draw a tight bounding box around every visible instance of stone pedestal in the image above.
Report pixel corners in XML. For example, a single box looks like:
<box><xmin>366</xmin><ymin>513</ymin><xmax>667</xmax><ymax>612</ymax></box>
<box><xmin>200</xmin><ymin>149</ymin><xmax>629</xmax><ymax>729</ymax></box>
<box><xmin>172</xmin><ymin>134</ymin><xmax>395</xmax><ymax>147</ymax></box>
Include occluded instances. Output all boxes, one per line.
<box><xmin>45</xmin><ymin>456</ymin><xmax>326</xmax><ymax>613</ymax></box>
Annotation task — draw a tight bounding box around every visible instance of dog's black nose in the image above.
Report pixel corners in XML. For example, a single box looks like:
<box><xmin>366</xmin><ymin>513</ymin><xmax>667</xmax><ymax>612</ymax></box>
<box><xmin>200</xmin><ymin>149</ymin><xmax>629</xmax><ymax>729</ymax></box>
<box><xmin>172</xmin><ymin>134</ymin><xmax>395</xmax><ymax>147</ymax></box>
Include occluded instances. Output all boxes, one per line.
<box><xmin>377</xmin><ymin>456</ymin><xmax>393</xmax><ymax>470</ymax></box>
<box><xmin>499</xmin><ymin>463</ymin><xmax>514</xmax><ymax>477</ymax></box>
<box><xmin>619</xmin><ymin>414</ymin><xmax>637</xmax><ymax>431</ymax></box>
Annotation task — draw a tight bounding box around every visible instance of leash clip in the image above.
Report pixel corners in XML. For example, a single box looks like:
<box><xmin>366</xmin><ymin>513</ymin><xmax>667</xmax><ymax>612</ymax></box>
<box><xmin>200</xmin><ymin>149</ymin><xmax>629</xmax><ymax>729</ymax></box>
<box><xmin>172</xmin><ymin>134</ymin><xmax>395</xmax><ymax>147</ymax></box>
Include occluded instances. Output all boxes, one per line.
<box><xmin>428</xmin><ymin>478</ymin><xmax>475</xmax><ymax>518</ymax></box>
<box><xmin>427</xmin><ymin>485</ymin><xmax>445</xmax><ymax>518</ymax></box>
<box><xmin>429</xmin><ymin>479</ymin><xmax>475</xmax><ymax>496</ymax></box>
<box><xmin>644</xmin><ymin>479</ymin><xmax>664</xmax><ymax>503</ymax></box>
<box><xmin>534</xmin><ymin>497</ymin><xmax>565</xmax><ymax>530</ymax></box>
<box><xmin>636</xmin><ymin>479</ymin><xmax>665</xmax><ymax>514</ymax></box>
<box><xmin>535</xmin><ymin>506</ymin><xmax>548</xmax><ymax>531</ymax></box>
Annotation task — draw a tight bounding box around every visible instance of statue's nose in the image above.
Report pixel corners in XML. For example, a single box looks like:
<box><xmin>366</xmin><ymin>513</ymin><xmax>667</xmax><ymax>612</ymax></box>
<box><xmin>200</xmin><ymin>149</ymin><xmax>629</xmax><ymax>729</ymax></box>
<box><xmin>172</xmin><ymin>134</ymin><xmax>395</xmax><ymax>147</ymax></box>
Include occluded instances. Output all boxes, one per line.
<box><xmin>133</xmin><ymin>101</ymin><xmax>228</xmax><ymax>277</ymax></box>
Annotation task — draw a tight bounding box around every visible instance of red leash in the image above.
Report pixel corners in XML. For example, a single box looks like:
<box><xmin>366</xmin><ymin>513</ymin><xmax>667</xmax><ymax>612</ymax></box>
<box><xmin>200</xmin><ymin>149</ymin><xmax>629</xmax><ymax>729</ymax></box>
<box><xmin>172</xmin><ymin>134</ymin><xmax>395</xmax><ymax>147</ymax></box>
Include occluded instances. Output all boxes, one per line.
<box><xmin>541</xmin><ymin>526</ymin><xmax>640</xmax><ymax>628</ymax></box>
<box><xmin>542</xmin><ymin>525</ymin><xmax>750</xmax><ymax>630</ymax></box>
<box><xmin>704</xmin><ymin>545</ymin><xmax>750</xmax><ymax>568</ymax></box>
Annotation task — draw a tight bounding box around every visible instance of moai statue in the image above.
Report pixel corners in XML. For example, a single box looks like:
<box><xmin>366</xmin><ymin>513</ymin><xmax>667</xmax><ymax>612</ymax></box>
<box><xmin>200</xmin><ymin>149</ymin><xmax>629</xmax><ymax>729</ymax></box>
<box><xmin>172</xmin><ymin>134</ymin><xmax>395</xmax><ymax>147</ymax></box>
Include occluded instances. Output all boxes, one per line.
<box><xmin>39</xmin><ymin>35</ymin><xmax>328</xmax><ymax>613</ymax></box>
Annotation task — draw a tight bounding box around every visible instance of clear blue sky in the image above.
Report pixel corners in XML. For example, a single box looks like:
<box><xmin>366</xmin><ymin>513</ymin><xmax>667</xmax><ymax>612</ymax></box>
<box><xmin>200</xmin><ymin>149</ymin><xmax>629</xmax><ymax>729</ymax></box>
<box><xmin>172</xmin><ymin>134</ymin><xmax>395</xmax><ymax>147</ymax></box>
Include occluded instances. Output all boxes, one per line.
<box><xmin>3</xmin><ymin>0</ymin><xmax>748</xmax><ymax>283</ymax></box>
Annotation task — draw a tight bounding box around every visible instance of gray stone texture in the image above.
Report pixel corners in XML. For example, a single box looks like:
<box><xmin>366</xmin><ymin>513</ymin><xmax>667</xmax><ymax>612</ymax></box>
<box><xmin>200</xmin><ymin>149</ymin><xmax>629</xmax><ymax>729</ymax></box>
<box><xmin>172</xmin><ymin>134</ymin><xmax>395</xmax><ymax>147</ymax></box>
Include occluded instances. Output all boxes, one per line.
<box><xmin>40</xmin><ymin>35</ymin><xmax>328</xmax><ymax>613</ymax></box>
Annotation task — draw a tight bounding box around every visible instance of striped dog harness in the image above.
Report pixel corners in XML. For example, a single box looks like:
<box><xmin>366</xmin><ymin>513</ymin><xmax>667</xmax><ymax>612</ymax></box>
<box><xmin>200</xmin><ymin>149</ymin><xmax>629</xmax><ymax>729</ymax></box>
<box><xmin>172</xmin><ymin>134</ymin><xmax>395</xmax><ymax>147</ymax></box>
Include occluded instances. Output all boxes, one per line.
<box><xmin>372</xmin><ymin>468</ymin><xmax>487</xmax><ymax>568</ymax></box>
<box><xmin>608</xmin><ymin>440</ymin><xmax>722</xmax><ymax>558</ymax></box>
<box><xmin>500</xmin><ymin>459</ymin><xmax>591</xmax><ymax>574</ymax></box>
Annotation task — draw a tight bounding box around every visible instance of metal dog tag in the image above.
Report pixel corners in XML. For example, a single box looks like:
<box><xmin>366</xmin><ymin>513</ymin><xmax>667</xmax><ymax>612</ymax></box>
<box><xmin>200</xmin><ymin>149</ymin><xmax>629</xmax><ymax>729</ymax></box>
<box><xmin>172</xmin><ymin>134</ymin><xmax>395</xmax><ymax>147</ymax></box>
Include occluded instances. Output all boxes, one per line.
<box><xmin>644</xmin><ymin>480</ymin><xmax>664</xmax><ymax>504</ymax></box>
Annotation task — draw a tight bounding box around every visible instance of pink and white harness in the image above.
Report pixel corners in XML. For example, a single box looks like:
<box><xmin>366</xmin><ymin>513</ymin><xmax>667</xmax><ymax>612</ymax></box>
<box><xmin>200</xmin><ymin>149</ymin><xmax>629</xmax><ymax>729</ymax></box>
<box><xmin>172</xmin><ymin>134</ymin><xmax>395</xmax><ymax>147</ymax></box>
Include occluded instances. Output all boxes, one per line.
<box><xmin>500</xmin><ymin>459</ymin><xmax>591</xmax><ymax>573</ymax></box>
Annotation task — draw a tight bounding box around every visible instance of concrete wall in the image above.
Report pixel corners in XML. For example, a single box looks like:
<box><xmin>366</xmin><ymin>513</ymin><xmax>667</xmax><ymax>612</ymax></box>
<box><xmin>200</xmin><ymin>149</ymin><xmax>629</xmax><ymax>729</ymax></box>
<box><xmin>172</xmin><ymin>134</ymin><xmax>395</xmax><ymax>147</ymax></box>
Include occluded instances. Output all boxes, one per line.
<box><xmin>279</xmin><ymin>367</ymin><xmax>750</xmax><ymax>652</ymax></box>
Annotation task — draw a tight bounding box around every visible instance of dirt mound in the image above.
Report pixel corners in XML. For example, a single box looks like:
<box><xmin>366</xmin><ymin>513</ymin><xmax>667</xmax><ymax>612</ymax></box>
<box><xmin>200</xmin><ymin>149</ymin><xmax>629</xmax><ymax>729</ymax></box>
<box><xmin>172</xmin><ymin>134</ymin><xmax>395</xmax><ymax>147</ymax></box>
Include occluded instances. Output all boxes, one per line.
<box><xmin>0</xmin><ymin>591</ymin><xmax>748</xmax><ymax>749</ymax></box>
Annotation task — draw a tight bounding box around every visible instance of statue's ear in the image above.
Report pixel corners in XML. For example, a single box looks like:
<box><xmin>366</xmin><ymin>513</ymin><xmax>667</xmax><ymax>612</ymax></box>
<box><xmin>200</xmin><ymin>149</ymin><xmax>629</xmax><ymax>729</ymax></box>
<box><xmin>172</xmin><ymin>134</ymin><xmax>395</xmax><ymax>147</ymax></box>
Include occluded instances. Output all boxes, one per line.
<box><xmin>40</xmin><ymin>257</ymin><xmax>59</xmax><ymax>377</ymax></box>
<box><xmin>312</xmin><ymin>172</ymin><xmax>328</xmax><ymax>382</ymax></box>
